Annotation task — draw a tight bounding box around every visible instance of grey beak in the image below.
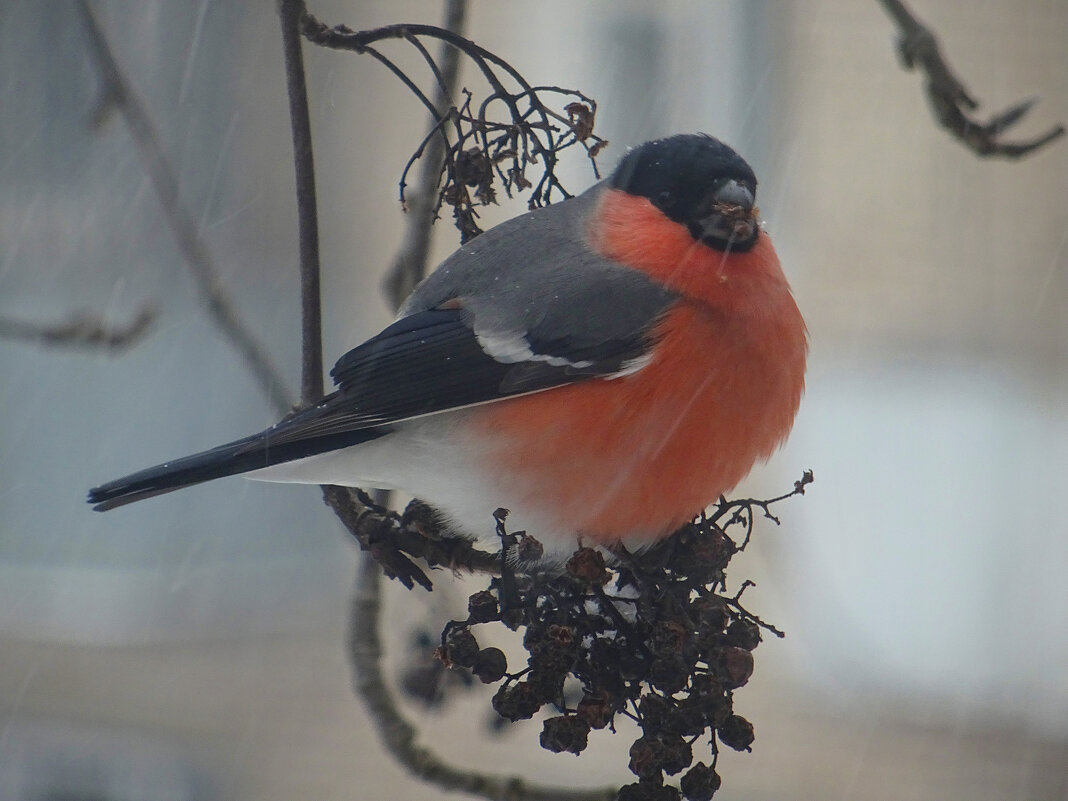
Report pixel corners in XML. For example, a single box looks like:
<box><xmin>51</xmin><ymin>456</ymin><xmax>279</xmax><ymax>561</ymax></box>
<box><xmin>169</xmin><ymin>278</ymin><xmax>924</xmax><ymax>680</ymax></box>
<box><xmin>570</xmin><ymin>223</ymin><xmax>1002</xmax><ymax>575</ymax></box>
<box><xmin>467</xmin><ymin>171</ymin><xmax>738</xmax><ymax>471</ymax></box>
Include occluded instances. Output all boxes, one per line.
<box><xmin>712</xmin><ymin>179</ymin><xmax>754</xmax><ymax>211</ymax></box>
<box><xmin>695</xmin><ymin>179</ymin><xmax>758</xmax><ymax>249</ymax></box>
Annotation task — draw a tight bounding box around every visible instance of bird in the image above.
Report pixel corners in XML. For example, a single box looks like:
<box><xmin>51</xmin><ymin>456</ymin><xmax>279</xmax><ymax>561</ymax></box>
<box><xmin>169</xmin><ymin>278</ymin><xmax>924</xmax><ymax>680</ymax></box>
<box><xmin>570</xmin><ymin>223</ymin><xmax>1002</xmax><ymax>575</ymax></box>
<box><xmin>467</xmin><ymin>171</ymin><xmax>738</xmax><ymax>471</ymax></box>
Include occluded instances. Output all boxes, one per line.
<box><xmin>88</xmin><ymin>133</ymin><xmax>807</xmax><ymax>557</ymax></box>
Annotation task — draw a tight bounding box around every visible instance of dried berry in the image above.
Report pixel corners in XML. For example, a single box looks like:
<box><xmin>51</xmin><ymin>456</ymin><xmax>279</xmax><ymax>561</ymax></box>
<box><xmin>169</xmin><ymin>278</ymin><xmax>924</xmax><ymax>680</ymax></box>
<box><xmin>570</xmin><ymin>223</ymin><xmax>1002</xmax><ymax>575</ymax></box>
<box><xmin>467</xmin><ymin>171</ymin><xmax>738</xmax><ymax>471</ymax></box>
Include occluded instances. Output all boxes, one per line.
<box><xmin>687</xmin><ymin>675</ymin><xmax>731</xmax><ymax>727</ymax></box>
<box><xmin>723</xmin><ymin>619</ymin><xmax>761</xmax><ymax>651</ymax></box>
<box><xmin>577</xmin><ymin>692</ymin><xmax>614</xmax><ymax>730</ymax></box>
<box><xmin>472</xmin><ymin>647</ymin><xmax>507</xmax><ymax>684</ymax></box>
<box><xmin>714</xmin><ymin>646</ymin><xmax>754</xmax><ymax>689</ymax></box>
<box><xmin>456</xmin><ymin>147</ymin><xmax>492</xmax><ymax>188</ymax></box>
<box><xmin>670</xmin><ymin>697</ymin><xmax>709</xmax><ymax>738</ymax></box>
<box><xmin>500</xmin><ymin>606</ymin><xmax>525</xmax><ymax>631</ymax></box>
<box><xmin>540</xmin><ymin>715</ymin><xmax>591</xmax><ymax>754</ymax></box>
<box><xmin>638</xmin><ymin>694</ymin><xmax>673</xmax><ymax>731</ymax></box>
<box><xmin>443</xmin><ymin>628</ymin><xmax>479</xmax><ymax>669</ymax></box>
<box><xmin>526</xmin><ymin>666</ymin><xmax>566</xmax><ymax>702</ymax></box>
<box><xmin>680</xmin><ymin>762</ymin><xmax>721</xmax><ymax>801</ymax></box>
<box><xmin>617</xmin><ymin>779</ymin><xmax>682</xmax><ymax>801</ymax></box>
<box><xmin>689</xmin><ymin>597</ymin><xmax>730</xmax><ymax>632</ymax></box>
<box><xmin>657</xmin><ymin>732</ymin><xmax>693</xmax><ymax>776</ymax></box>
<box><xmin>548</xmin><ymin>623</ymin><xmax>576</xmax><ymax>646</ymax></box>
<box><xmin>651</xmin><ymin>620</ymin><xmax>689</xmax><ymax>658</ymax></box>
<box><xmin>467</xmin><ymin>590</ymin><xmax>499</xmax><ymax>623</ymax></box>
<box><xmin>628</xmin><ymin>733</ymin><xmax>692</xmax><ymax>778</ymax></box>
<box><xmin>491</xmin><ymin>681</ymin><xmax>542</xmax><ymax>722</ymax></box>
<box><xmin>717</xmin><ymin>714</ymin><xmax>755</xmax><ymax>751</ymax></box>
<box><xmin>516</xmin><ymin>533</ymin><xmax>544</xmax><ymax>562</ymax></box>
<box><xmin>617</xmin><ymin>649</ymin><xmax>652</xmax><ymax>682</ymax></box>
<box><xmin>628</xmin><ymin>735</ymin><xmax>660</xmax><ymax>779</ymax></box>
<box><xmin>565</xmin><ymin>547</ymin><xmax>611</xmax><ymax>585</ymax></box>
<box><xmin>649</xmin><ymin>657</ymin><xmax>689</xmax><ymax>695</ymax></box>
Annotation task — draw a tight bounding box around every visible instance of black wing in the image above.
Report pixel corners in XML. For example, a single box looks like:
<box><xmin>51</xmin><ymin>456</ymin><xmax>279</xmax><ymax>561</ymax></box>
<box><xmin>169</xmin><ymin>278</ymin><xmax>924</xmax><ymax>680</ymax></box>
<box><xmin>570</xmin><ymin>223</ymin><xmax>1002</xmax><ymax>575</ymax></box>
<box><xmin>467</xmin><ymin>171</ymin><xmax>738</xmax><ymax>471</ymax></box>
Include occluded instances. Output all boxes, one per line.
<box><xmin>88</xmin><ymin>306</ymin><xmax>657</xmax><ymax>510</ymax></box>
<box><xmin>327</xmin><ymin>306</ymin><xmax>654</xmax><ymax>424</ymax></box>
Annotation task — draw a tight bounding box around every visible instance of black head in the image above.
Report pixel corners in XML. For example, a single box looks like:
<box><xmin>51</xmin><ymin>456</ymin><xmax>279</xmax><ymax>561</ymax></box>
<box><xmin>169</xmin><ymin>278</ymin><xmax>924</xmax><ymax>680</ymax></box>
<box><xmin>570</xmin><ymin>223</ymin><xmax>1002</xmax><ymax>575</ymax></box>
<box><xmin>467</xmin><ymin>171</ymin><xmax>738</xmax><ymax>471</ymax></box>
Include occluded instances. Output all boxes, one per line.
<box><xmin>609</xmin><ymin>134</ymin><xmax>760</xmax><ymax>252</ymax></box>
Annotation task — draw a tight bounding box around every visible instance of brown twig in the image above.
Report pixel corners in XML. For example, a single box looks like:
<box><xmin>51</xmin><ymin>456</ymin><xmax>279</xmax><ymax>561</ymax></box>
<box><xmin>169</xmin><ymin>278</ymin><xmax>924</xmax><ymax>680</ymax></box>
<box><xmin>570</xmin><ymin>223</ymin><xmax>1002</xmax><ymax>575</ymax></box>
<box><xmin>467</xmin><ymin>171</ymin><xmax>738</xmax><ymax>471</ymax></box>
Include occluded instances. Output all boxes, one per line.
<box><xmin>299</xmin><ymin>13</ymin><xmax>606</xmax><ymax>241</ymax></box>
<box><xmin>877</xmin><ymin>0</ymin><xmax>1064</xmax><ymax>158</ymax></box>
<box><xmin>77</xmin><ymin>1</ymin><xmax>294</xmax><ymax>415</ymax></box>
<box><xmin>0</xmin><ymin>305</ymin><xmax>156</xmax><ymax>351</ymax></box>
<box><xmin>708</xmin><ymin>469</ymin><xmax>814</xmax><ymax>552</ymax></box>
<box><xmin>279</xmin><ymin>0</ymin><xmax>324</xmax><ymax>405</ymax></box>
<box><xmin>382</xmin><ymin>0</ymin><xmax>467</xmax><ymax>310</ymax></box>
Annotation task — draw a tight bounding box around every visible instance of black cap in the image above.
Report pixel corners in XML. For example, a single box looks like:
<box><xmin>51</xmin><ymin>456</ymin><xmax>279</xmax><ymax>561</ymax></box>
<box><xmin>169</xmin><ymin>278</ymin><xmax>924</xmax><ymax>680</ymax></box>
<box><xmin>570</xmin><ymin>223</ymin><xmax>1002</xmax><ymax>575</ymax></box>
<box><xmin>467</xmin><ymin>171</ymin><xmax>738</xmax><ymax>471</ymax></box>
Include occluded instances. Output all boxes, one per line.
<box><xmin>609</xmin><ymin>134</ymin><xmax>760</xmax><ymax>251</ymax></box>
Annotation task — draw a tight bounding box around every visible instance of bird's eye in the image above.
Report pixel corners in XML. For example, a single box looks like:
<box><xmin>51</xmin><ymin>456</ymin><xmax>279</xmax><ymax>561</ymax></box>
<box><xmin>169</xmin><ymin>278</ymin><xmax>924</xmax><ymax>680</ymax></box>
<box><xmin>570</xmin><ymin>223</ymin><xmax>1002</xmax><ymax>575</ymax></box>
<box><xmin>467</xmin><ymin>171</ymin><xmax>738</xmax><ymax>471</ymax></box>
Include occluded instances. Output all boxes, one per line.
<box><xmin>654</xmin><ymin>190</ymin><xmax>675</xmax><ymax>210</ymax></box>
<box><xmin>654</xmin><ymin>191</ymin><xmax>674</xmax><ymax>208</ymax></box>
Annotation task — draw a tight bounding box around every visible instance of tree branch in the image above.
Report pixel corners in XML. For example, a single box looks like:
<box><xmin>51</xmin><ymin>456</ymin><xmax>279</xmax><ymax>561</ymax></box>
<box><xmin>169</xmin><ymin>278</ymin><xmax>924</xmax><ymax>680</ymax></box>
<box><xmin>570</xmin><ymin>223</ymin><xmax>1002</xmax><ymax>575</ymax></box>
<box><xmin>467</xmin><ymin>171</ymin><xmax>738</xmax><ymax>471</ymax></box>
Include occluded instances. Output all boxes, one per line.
<box><xmin>279</xmin><ymin>0</ymin><xmax>324</xmax><ymax>405</ymax></box>
<box><xmin>0</xmin><ymin>305</ymin><xmax>156</xmax><ymax>351</ymax></box>
<box><xmin>877</xmin><ymin>0</ymin><xmax>1065</xmax><ymax>158</ymax></box>
<box><xmin>298</xmin><ymin>12</ymin><xmax>606</xmax><ymax>241</ymax></box>
<box><xmin>77</xmin><ymin>1</ymin><xmax>294</xmax><ymax>415</ymax></box>
<box><xmin>382</xmin><ymin>0</ymin><xmax>467</xmax><ymax>309</ymax></box>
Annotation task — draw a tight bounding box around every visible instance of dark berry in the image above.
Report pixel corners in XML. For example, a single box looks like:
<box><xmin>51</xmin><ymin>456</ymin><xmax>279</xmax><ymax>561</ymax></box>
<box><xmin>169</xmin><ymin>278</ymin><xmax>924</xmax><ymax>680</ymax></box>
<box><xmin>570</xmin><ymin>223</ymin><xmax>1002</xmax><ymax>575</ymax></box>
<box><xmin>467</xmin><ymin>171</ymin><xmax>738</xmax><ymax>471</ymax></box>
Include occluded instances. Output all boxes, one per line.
<box><xmin>714</xmin><ymin>646</ymin><xmax>754</xmax><ymax>689</ymax></box>
<box><xmin>717</xmin><ymin>714</ymin><xmax>755</xmax><ymax>751</ymax></box>
<box><xmin>467</xmin><ymin>590</ymin><xmax>499</xmax><ymax>623</ymax></box>
<box><xmin>491</xmin><ymin>681</ymin><xmax>542</xmax><ymax>721</ymax></box>
<box><xmin>577</xmin><ymin>692</ymin><xmax>614</xmax><ymax>730</ymax></box>
<box><xmin>472</xmin><ymin>647</ymin><xmax>507</xmax><ymax>684</ymax></box>
<box><xmin>565</xmin><ymin>547</ymin><xmax>611</xmax><ymax>585</ymax></box>
<box><xmin>444</xmin><ymin>628</ymin><xmax>479</xmax><ymax>669</ymax></box>
<box><xmin>540</xmin><ymin>715</ymin><xmax>591</xmax><ymax>755</ymax></box>
<box><xmin>724</xmin><ymin>619</ymin><xmax>761</xmax><ymax>651</ymax></box>
<box><xmin>680</xmin><ymin>762</ymin><xmax>721</xmax><ymax>801</ymax></box>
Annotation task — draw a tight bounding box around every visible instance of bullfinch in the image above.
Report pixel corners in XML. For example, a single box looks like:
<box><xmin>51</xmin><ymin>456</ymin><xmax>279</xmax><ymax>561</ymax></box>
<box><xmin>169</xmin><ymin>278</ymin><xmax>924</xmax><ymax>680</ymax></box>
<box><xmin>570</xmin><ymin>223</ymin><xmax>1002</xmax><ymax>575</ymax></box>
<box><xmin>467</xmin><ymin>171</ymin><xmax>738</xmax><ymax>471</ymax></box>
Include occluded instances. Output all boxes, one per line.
<box><xmin>89</xmin><ymin>133</ymin><xmax>807</xmax><ymax>555</ymax></box>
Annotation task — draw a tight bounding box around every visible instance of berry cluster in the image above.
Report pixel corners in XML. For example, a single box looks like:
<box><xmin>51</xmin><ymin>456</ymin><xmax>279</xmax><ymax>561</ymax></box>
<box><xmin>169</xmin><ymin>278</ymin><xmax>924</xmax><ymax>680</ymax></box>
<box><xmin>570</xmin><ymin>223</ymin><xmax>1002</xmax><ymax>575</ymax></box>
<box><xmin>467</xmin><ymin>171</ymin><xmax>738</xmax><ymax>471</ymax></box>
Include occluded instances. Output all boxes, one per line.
<box><xmin>435</xmin><ymin>476</ymin><xmax>811</xmax><ymax>801</ymax></box>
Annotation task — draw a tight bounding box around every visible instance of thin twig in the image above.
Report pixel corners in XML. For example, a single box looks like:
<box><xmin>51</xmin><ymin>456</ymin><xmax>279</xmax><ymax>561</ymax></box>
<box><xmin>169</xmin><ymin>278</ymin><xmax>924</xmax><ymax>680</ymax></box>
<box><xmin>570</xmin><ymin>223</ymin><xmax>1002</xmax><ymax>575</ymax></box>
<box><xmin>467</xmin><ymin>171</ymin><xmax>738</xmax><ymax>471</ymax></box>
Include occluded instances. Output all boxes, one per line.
<box><xmin>383</xmin><ymin>0</ymin><xmax>467</xmax><ymax>309</ymax></box>
<box><xmin>299</xmin><ymin>13</ymin><xmax>606</xmax><ymax>237</ymax></box>
<box><xmin>350</xmin><ymin>555</ymin><xmax>615</xmax><ymax>801</ymax></box>
<box><xmin>77</xmin><ymin>1</ymin><xmax>294</xmax><ymax>415</ymax></box>
<box><xmin>0</xmin><ymin>305</ymin><xmax>156</xmax><ymax>351</ymax></box>
<box><xmin>877</xmin><ymin>0</ymin><xmax>1064</xmax><ymax>158</ymax></box>
<box><xmin>279</xmin><ymin>0</ymin><xmax>324</xmax><ymax>405</ymax></box>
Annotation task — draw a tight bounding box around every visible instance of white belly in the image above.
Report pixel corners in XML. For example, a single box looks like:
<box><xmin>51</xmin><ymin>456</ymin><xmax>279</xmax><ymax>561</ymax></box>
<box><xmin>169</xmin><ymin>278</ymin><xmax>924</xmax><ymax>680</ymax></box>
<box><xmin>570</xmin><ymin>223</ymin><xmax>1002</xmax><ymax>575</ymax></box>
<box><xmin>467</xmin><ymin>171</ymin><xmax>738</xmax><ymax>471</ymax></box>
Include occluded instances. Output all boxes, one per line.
<box><xmin>244</xmin><ymin>413</ymin><xmax>577</xmax><ymax>555</ymax></box>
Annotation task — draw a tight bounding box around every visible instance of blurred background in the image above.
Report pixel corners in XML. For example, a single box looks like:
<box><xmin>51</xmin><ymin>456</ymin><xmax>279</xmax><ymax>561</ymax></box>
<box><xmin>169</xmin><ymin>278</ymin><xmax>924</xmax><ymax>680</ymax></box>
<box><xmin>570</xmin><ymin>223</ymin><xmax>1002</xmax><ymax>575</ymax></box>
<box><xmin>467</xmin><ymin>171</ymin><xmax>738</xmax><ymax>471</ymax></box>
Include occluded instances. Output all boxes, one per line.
<box><xmin>1</xmin><ymin>1</ymin><xmax>1066</xmax><ymax>799</ymax></box>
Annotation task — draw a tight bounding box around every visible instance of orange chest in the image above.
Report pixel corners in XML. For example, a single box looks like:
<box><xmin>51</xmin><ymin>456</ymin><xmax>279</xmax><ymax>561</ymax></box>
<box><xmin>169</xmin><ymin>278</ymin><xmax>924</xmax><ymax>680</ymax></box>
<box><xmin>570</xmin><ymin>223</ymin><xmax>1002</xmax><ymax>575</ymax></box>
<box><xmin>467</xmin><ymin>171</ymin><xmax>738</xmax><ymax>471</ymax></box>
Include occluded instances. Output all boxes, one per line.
<box><xmin>468</xmin><ymin>300</ymin><xmax>806</xmax><ymax>541</ymax></box>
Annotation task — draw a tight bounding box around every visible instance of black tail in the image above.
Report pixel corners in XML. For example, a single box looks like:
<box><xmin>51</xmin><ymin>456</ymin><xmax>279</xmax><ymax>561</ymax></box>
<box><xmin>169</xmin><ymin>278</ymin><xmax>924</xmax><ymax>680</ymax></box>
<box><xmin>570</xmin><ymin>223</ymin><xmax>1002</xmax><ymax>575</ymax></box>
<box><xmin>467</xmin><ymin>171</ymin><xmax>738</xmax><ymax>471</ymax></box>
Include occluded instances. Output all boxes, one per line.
<box><xmin>88</xmin><ymin>423</ymin><xmax>385</xmax><ymax>511</ymax></box>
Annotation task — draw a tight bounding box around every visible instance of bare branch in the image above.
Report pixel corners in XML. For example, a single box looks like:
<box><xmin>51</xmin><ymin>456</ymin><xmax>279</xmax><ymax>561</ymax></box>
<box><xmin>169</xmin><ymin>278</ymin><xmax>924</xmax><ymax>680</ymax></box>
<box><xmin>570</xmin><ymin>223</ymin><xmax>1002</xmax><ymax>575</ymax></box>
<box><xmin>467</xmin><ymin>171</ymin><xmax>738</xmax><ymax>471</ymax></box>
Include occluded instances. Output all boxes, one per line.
<box><xmin>298</xmin><ymin>13</ymin><xmax>607</xmax><ymax>240</ymax></box>
<box><xmin>0</xmin><ymin>305</ymin><xmax>156</xmax><ymax>351</ymax></box>
<box><xmin>877</xmin><ymin>0</ymin><xmax>1065</xmax><ymax>158</ymax></box>
<box><xmin>77</xmin><ymin>1</ymin><xmax>294</xmax><ymax>415</ymax></box>
<box><xmin>279</xmin><ymin>0</ymin><xmax>324</xmax><ymax>405</ymax></box>
<box><xmin>383</xmin><ymin>0</ymin><xmax>467</xmax><ymax>310</ymax></box>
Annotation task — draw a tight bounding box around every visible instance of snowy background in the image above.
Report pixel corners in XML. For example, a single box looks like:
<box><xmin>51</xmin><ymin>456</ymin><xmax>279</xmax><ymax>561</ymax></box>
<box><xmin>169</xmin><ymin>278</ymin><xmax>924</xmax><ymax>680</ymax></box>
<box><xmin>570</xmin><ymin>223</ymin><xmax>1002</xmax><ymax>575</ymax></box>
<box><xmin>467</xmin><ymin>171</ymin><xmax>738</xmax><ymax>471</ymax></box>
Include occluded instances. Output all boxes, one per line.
<box><xmin>1</xmin><ymin>2</ymin><xmax>1066</xmax><ymax>799</ymax></box>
